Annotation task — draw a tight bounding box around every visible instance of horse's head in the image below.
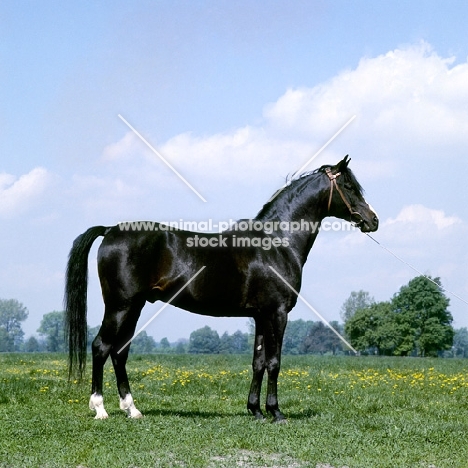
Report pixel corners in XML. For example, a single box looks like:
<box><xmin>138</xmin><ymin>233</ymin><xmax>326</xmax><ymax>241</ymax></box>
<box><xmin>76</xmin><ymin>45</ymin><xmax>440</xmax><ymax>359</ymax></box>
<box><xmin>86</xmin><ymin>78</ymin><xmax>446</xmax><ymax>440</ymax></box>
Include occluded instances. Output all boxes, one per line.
<box><xmin>324</xmin><ymin>155</ymin><xmax>379</xmax><ymax>233</ymax></box>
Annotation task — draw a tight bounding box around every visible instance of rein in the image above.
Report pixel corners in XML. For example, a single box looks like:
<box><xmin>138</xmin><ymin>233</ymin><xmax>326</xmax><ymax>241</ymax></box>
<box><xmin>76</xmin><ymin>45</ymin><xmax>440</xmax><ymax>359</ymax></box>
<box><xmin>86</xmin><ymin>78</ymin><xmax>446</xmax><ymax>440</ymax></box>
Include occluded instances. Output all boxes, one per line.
<box><xmin>325</xmin><ymin>168</ymin><xmax>363</xmax><ymax>224</ymax></box>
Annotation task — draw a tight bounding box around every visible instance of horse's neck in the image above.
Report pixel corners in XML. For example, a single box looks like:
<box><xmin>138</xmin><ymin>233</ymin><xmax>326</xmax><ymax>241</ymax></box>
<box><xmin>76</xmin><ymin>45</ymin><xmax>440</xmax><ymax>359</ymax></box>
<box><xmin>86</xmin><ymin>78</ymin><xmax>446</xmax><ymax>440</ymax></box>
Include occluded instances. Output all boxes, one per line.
<box><xmin>286</xmin><ymin>213</ymin><xmax>323</xmax><ymax>266</ymax></box>
<box><xmin>257</xmin><ymin>188</ymin><xmax>328</xmax><ymax>265</ymax></box>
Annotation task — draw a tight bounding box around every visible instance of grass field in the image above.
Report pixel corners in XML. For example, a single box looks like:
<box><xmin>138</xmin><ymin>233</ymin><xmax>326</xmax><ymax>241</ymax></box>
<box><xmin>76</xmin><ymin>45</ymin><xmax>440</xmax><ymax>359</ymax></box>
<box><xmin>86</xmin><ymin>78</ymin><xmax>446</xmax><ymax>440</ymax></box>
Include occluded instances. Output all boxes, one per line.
<box><xmin>1</xmin><ymin>353</ymin><xmax>468</xmax><ymax>468</ymax></box>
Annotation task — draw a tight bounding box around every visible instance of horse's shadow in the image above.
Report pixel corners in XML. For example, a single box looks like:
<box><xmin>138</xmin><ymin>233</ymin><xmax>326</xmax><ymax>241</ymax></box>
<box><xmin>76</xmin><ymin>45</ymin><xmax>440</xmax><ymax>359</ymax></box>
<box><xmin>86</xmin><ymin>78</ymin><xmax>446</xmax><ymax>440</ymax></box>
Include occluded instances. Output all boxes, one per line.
<box><xmin>284</xmin><ymin>408</ymin><xmax>320</xmax><ymax>420</ymax></box>
<box><xmin>123</xmin><ymin>407</ymin><xmax>320</xmax><ymax>421</ymax></box>
<box><xmin>142</xmin><ymin>408</ymin><xmax>245</xmax><ymax>419</ymax></box>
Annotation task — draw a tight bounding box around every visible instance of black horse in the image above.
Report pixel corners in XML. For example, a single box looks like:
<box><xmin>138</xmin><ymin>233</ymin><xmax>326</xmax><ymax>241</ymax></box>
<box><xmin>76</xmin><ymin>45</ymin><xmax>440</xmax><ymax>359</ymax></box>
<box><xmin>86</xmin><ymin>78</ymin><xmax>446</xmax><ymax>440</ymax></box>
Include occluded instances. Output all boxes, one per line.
<box><xmin>65</xmin><ymin>156</ymin><xmax>378</xmax><ymax>421</ymax></box>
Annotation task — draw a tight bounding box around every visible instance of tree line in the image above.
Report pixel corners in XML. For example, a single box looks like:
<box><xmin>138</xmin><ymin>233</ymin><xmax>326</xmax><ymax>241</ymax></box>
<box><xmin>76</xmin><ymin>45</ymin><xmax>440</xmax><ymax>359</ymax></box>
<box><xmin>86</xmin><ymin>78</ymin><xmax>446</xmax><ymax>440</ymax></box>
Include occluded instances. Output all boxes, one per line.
<box><xmin>1</xmin><ymin>275</ymin><xmax>467</xmax><ymax>357</ymax></box>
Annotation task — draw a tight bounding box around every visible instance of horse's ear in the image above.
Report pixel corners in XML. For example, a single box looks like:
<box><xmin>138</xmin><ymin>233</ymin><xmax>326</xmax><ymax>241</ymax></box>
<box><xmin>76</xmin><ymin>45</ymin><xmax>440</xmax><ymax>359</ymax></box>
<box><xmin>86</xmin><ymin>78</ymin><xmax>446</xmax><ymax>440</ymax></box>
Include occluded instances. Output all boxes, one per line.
<box><xmin>335</xmin><ymin>155</ymin><xmax>351</xmax><ymax>172</ymax></box>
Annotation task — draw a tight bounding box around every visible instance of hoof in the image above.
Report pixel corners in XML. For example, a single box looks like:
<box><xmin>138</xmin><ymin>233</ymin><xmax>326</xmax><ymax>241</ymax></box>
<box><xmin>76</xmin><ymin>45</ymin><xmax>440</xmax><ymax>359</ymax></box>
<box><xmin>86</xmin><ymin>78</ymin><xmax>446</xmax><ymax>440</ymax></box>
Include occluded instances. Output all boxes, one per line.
<box><xmin>249</xmin><ymin>408</ymin><xmax>266</xmax><ymax>421</ymax></box>
<box><xmin>271</xmin><ymin>410</ymin><xmax>287</xmax><ymax>424</ymax></box>
<box><xmin>120</xmin><ymin>394</ymin><xmax>143</xmax><ymax>419</ymax></box>
<box><xmin>128</xmin><ymin>409</ymin><xmax>143</xmax><ymax>419</ymax></box>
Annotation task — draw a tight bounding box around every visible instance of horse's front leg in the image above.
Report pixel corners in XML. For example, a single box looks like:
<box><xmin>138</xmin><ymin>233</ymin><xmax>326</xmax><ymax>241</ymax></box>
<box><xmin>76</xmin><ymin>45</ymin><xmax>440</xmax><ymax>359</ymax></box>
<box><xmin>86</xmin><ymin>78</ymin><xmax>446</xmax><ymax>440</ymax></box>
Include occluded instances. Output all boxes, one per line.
<box><xmin>247</xmin><ymin>318</ymin><xmax>266</xmax><ymax>420</ymax></box>
<box><xmin>264</xmin><ymin>310</ymin><xmax>288</xmax><ymax>423</ymax></box>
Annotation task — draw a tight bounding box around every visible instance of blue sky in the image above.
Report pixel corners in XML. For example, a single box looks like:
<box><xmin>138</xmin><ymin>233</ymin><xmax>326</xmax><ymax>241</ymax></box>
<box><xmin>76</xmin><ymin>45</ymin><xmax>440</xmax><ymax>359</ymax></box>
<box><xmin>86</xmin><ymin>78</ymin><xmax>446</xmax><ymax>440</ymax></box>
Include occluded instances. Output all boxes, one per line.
<box><xmin>1</xmin><ymin>1</ymin><xmax>468</xmax><ymax>341</ymax></box>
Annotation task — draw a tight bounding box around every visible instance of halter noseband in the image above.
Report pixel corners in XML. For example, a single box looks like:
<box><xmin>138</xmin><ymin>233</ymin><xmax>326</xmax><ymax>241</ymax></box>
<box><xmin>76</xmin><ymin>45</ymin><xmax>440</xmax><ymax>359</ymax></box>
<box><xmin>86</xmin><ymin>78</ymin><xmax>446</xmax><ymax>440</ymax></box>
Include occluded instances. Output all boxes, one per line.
<box><xmin>325</xmin><ymin>168</ymin><xmax>363</xmax><ymax>224</ymax></box>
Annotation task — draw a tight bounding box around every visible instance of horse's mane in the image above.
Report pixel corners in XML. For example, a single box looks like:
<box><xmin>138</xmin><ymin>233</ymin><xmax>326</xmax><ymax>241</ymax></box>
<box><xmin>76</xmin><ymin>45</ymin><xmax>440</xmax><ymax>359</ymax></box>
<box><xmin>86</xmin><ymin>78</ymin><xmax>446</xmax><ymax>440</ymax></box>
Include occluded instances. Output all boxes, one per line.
<box><xmin>256</xmin><ymin>164</ymin><xmax>363</xmax><ymax>218</ymax></box>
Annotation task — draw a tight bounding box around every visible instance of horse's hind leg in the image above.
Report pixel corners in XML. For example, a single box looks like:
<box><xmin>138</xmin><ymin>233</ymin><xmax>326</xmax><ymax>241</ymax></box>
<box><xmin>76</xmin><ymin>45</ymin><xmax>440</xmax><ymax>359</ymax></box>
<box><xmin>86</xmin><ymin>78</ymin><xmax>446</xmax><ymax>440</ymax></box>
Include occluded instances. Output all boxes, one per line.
<box><xmin>113</xmin><ymin>296</ymin><xmax>146</xmax><ymax>418</ymax></box>
<box><xmin>111</xmin><ymin>332</ymin><xmax>143</xmax><ymax>419</ymax></box>
<box><xmin>90</xmin><ymin>297</ymin><xmax>145</xmax><ymax>419</ymax></box>
<box><xmin>89</xmin><ymin>329</ymin><xmax>111</xmax><ymax>419</ymax></box>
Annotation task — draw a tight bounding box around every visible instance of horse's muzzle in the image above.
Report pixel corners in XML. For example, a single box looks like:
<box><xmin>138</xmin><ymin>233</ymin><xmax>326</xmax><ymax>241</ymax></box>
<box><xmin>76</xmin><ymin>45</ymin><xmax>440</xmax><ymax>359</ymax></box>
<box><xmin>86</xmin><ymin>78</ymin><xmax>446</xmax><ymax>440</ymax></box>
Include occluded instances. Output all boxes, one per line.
<box><xmin>359</xmin><ymin>214</ymin><xmax>379</xmax><ymax>233</ymax></box>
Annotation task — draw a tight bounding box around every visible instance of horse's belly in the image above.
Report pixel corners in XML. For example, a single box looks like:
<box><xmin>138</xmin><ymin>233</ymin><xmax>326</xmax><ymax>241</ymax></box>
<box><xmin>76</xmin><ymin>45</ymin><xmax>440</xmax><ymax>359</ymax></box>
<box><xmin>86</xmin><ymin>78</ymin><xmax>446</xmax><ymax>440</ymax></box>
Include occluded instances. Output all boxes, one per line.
<box><xmin>172</xmin><ymin>296</ymin><xmax>254</xmax><ymax>318</ymax></box>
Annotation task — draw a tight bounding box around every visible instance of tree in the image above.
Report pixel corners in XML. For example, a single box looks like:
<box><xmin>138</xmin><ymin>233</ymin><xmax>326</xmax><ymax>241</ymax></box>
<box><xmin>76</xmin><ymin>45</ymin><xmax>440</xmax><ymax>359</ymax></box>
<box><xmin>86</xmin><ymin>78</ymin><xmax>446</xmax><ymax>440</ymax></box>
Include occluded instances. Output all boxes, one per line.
<box><xmin>129</xmin><ymin>331</ymin><xmax>157</xmax><ymax>354</ymax></box>
<box><xmin>174</xmin><ymin>340</ymin><xmax>187</xmax><ymax>354</ymax></box>
<box><xmin>0</xmin><ymin>327</ymin><xmax>13</xmax><ymax>352</ymax></box>
<box><xmin>345</xmin><ymin>302</ymin><xmax>394</xmax><ymax>355</ymax></box>
<box><xmin>188</xmin><ymin>326</ymin><xmax>220</xmax><ymax>354</ymax></box>
<box><xmin>219</xmin><ymin>331</ymin><xmax>232</xmax><ymax>354</ymax></box>
<box><xmin>340</xmin><ymin>290</ymin><xmax>375</xmax><ymax>322</ymax></box>
<box><xmin>282</xmin><ymin>319</ymin><xmax>313</xmax><ymax>355</ymax></box>
<box><xmin>392</xmin><ymin>276</ymin><xmax>453</xmax><ymax>357</ymax></box>
<box><xmin>301</xmin><ymin>321</ymin><xmax>344</xmax><ymax>355</ymax></box>
<box><xmin>345</xmin><ymin>276</ymin><xmax>454</xmax><ymax>357</ymax></box>
<box><xmin>230</xmin><ymin>330</ymin><xmax>249</xmax><ymax>353</ymax></box>
<box><xmin>453</xmin><ymin>328</ymin><xmax>468</xmax><ymax>358</ymax></box>
<box><xmin>0</xmin><ymin>299</ymin><xmax>29</xmax><ymax>351</ymax></box>
<box><xmin>159</xmin><ymin>337</ymin><xmax>172</xmax><ymax>353</ymax></box>
<box><xmin>220</xmin><ymin>330</ymin><xmax>249</xmax><ymax>354</ymax></box>
<box><xmin>24</xmin><ymin>336</ymin><xmax>41</xmax><ymax>352</ymax></box>
<box><xmin>38</xmin><ymin>311</ymin><xmax>66</xmax><ymax>352</ymax></box>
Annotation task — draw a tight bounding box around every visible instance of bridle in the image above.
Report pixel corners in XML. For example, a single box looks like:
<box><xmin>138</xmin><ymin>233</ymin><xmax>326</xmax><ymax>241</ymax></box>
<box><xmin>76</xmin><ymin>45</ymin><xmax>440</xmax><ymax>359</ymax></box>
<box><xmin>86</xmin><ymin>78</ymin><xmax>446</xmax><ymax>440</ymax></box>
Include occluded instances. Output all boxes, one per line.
<box><xmin>325</xmin><ymin>168</ymin><xmax>364</xmax><ymax>226</ymax></box>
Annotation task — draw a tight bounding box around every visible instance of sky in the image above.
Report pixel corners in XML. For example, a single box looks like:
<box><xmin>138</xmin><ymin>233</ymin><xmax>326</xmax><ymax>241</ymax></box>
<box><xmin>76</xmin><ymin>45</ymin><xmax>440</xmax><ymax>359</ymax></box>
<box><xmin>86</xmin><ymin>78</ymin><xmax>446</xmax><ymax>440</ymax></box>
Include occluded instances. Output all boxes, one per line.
<box><xmin>1</xmin><ymin>1</ymin><xmax>468</xmax><ymax>343</ymax></box>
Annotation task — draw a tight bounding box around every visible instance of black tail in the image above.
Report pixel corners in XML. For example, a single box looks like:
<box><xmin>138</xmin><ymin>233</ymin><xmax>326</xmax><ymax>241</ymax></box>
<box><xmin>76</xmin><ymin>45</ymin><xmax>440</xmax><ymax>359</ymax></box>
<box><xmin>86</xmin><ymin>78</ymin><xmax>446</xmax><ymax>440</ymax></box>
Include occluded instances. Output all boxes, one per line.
<box><xmin>64</xmin><ymin>226</ymin><xmax>109</xmax><ymax>380</ymax></box>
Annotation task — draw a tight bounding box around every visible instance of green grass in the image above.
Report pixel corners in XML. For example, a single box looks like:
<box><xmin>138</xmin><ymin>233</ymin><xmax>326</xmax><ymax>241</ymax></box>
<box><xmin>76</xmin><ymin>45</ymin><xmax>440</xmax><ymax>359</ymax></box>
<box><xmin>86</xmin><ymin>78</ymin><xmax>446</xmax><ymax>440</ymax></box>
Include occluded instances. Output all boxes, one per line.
<box><xmin>1</xmin><ymin>353</ymin><xmax>468</xmax><ymax>467</ymax></box>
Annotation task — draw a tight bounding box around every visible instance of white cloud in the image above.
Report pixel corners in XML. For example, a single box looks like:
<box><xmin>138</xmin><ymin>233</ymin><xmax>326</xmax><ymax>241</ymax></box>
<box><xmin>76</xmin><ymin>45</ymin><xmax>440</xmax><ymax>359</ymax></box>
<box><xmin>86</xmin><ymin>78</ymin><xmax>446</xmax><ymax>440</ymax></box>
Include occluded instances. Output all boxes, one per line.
<box><xmin>338</xmin><ymin>204</ymin><xmax>463</xmax><ymax>249</ymax></box>
<box><xmin>0</xmin><ymin>173</ymin><xmax>16</xmax><ymax>189</ymax></box>
<box><xmin>102</xmin><ymin>131</ymin><xmax>139</xmax><ymax>161</ymax></box>
<box><xmin>264</xmin><ymin>42</ymin><xmax>468</xmax><ymax>155</ymax></box>
<box><xmin>64</xmin><ymin>42</ymin><xmax>468</xmax><ymax>238</ymax></box>
<box><xmin>384</xmin><ymin>204</ymin><xmax>462</xmax><ymax>230</ymax></box>
<box><xmin>0</xmin><ymin>167</ymin><xmax>51</xmax><ymax>217</ymax></box>
<box><xmin>99</xmin><ymin>42</ymin><xmax>468</xmax><ymax>200</ymax></box>
<box><xmin>382</xmin><ymin>204</ymin><xmax>462</xmax><ymax>245</ymax></box>
<box><xmin>160</xmin><ymin>126</ymin><xmax>310</xmax><ymax>180</ymax></box>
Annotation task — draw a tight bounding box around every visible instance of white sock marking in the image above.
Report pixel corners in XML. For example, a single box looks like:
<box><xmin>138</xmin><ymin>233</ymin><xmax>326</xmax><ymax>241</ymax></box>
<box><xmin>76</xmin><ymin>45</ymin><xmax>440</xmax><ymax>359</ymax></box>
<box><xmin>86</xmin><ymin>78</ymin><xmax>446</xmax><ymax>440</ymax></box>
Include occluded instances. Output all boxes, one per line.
<box><xmin>120</xmin><ymin>393</ymin><xmax>143</xmax><ymax>419</ymax></box>
<box><xmin>89</xmin><ymin>393</ymin><xmax>109</xmax><ymax>419</ymax></box>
